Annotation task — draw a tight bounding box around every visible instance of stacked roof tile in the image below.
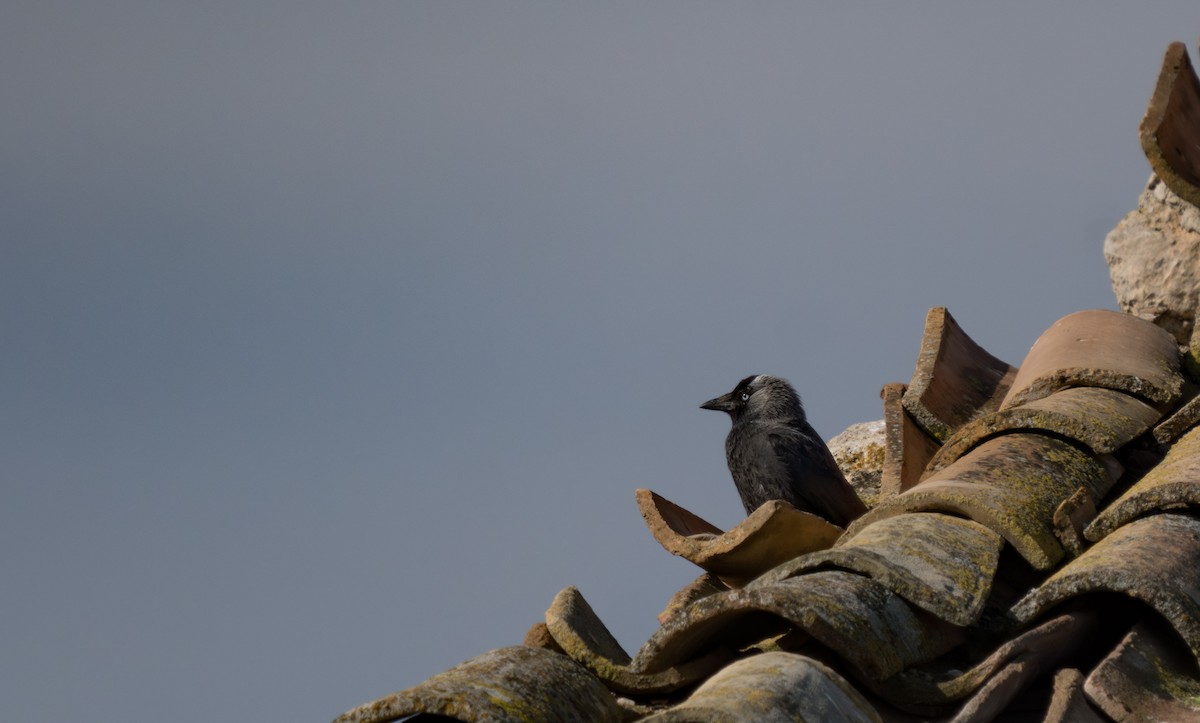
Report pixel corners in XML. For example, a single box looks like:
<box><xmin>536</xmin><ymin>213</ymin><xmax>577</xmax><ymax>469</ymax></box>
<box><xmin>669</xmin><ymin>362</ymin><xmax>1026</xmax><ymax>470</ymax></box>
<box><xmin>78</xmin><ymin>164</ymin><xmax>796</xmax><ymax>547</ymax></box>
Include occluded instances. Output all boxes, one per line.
<box><xmin>334</xmin><ymin>40</ymin><xmax>1200</xmax><ymax>723</ymax></box>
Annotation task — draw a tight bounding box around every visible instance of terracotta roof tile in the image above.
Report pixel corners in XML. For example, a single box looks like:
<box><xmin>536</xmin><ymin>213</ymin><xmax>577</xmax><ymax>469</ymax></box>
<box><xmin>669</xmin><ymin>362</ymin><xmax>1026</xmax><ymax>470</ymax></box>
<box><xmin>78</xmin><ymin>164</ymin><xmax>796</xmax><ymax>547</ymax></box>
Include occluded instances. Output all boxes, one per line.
<box><xmin>923</xmin><ymin>386</ymin><xmax>1162</xmax><ymax>479</ymax></box>
<box><xmin>863</xmin><ymin>609</ymin><xmax>1102</xmax><ymax>713</ymax></box>
<box><xmin>656</xmin><ymin>573</ymin><xmax>728</xmax><ymax>625</ymax></box>
<box><xmin>631</xmin><ymin>570</ymin><xmax>963</xmax><ymax>681</ymax></box>
<box><xmin>847</xmin><ymin>433</ymin><xmax>1112</xmax><ymax>570</ymax></box>
<box><xmin>1088</xmin><ymin>423</ymin><xmax>1200</xmax><ymax>540</ymax></box>
<box><xmin>901</xmin><ymin>307</ymin><xmax>1017</xmax><ymax>443</ymax></box>
<box><xmin>880</xmin><ymin>382</ymin><xmax>940</xmax><ymax>500</ymax></box>
<box><xmin>635</xmin><ymin>488</ymin><xmax>842</xmax><ymax>587</ymax></box>
<box><xmin>542</xmin><ymin>586</ymin><xmax>731</xmax><ymax>696</ymax></box>
<box><xmin>754</xmin><ymin>512</ymin><xmax>1002</xmax><ymax>627</ymax></box>
<box><xmin>1083</xmin><ymin>620</ymin><xmax>1200</xmax><ymax>721</ymax></box>
<box><xmin>1044</xmin><ymin>668</ymin><xmax>1107</xmax><ymax>723</ymax></box>
<box><xmin>1013</xmin><ymin>513</ymin><xmax>1200</xmax><ymax>664</ymax></box>
<box><xmin>1153</xmin><ymin>388</ymin><xmax>1200</xmax><ymax>444</ymax></box>
<box><xmin>948</xmin><ymin>658</ymin><xmax>1051</xmax><ymax>722</ymax></box>
<box><xmin>332</xmin><ymin>645</ymin><xmax>623</xmax><ymax>723</ymax></box>
<box><xmin>1050</xmin><ymin>485</ymin><xmax>1097</xmax><ymax>558</ymax></box>
<box><xmin>639</xmin><ymin>652</ymin><xmax>880</xmax><ymax>723</ymax></box>
<box><xmin>1140</xmin><ymin>42</ymin><xmax>1200</xmax><ymax>208</ymax></box>
<box><xmin>999</xmin><ymin>309</ymin><xmax>1183</xmax><ymax>409</ymax></box>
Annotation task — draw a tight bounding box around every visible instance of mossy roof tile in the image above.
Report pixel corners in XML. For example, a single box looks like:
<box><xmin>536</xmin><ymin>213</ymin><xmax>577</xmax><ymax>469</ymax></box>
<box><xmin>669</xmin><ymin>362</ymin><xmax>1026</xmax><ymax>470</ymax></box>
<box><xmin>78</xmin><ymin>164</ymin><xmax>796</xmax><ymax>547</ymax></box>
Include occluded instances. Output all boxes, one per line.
<box><xmin>751</xmin><ymin>512</ymin><xmax>1002</xmax><ymax>627</ymax></box>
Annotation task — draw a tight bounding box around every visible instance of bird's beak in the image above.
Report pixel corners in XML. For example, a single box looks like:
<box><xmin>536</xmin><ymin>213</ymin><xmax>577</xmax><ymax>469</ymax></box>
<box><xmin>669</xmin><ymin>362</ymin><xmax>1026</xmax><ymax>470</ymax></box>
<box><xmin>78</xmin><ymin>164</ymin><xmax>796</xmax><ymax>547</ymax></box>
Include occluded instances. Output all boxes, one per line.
<box><xmin>700</xmin><ymin>392</ymin><xmax>735</xmax><ymax>412</ymax></box>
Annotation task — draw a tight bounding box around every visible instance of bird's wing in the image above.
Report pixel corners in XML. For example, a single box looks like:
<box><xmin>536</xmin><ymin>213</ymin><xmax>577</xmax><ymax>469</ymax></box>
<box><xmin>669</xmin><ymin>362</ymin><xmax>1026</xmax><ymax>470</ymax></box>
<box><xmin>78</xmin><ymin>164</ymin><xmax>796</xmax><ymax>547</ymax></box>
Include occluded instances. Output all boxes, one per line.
<box><xmin>727</xmin><ymin>426</ymin><xmax>793</xmax><ymax>515</ymax></box>
<box><xmin>767</xmin><ymin>425</ymin><xmax>867</xmax><ymax>527</ymax></box>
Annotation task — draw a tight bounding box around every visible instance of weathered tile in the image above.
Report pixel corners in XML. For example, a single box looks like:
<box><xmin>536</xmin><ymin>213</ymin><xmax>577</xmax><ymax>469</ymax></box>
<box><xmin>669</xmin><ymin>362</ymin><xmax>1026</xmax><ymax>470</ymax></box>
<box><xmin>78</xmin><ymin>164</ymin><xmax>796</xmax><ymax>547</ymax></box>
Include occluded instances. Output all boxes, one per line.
<box><xmin>1087</xmin><ymin>424</ymin><xmax>1200</xmax><ymax>541</ymax></box>
<box><xmin>923</xmin><ymin>387</ymin><xmax>1161</xmax><ymax>478</ymax></box>
<box><xmin>846</xmin><ymin>434</ymin><xmax>1112</xmax><ymax>570</ymax></box>
<box><xmin>1014</xmin><ymin>513</ymin><xmax>1200</xmax><ymax>666</ymax></box>
<box><xmin>332</xmin><ymin>645</ymin><xmax>622</xmax><ymax>723</ymax></box>
<box><xmin>1051</xmin><ymin>487</ymin><xmax>1096</xmax><ymax>558</ymax></box>
<box><xmin>636</xmin><ymin>488</ymin><xmax>843</xmax><ymax>587</ymax></box>
<box><xmin>752</xmin><ymin>513</ymin><xmax>1002</xmax><ymax>627</ymax></box>
<box><xmin>1000</xmin><ymin>309</ymin><xmax>1183</xmax><ymax>410</ymax></box>
<box><xmin>658</xmin><ymin>573</ymin><xmax>729</xmax><ymax>625</ymax></box>
<box><xmin>864</xmin><ymin>610</ymin><xmax>1101</xmax><ymax>711</ymax></box>
<box><xmin>880</xmin><ymin>383</ymin><xmax>941</xmax><ymax>501</ymax></box>
<box><xmin>1044</xmin><ymin>669</ymin><xmax>1107</xmax><ymax>723</ymax></box>
<box><xmin>544</xmin><ymin>586</ymin><xmax>731</xmax><ymax>696</ymax></box>
<box><xmin>1139</xmin><ymin>41</ymin><xmax>1200</xmax><ymax>209</ymax></box>
<box><xmin>631</xmin><ymin>570</ymin><xmax>964</xmax><ymax>682</ymax></box>
<box><xmin>522</xmin><ymin>621</ymin><xmax>562</xmax><ymax>652</ymax></box>
<box><xmin>1084</xmin><ymin>620</ymin><xmax>1200</xmax><ymax>722</ymax></box>
<box><xmin>1153</xmin><ymin>385</ymin><xmax>1200</xmax><ymax>444</ymax></box>
<box><xmin>640</xmin><ymin>652</ymin><xmax>881</xmax><ymax>723</ymax></box>
<box><xmin>901</xmin><ymin>307</ymin><xmax>1017</xmax><ymax>442</ymax></box>
<box><xmin>947</xmin><ymin>658</ymin><xmax>1038</xmax><ymax>723</ymax></box>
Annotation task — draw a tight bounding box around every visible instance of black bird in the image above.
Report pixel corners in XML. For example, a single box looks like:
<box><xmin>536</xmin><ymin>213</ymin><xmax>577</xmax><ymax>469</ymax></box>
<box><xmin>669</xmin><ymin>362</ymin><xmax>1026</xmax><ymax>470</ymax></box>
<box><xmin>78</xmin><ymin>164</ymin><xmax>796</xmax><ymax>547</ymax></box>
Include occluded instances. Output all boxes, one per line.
<box><xmin>701</xmin><ymin>374</ymin><xmax>867</xmax><ymax>527</ymax></box>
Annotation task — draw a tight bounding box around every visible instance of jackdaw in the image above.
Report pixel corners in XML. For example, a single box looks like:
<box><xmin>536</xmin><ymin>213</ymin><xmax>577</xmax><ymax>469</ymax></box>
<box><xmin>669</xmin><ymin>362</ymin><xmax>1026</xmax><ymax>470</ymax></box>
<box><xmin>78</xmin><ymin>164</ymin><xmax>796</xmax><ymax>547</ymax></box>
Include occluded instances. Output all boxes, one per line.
<box><xmin>701</xmin><ymin>374</ymin><xmax>867</xmax><ymax>527</ymax></box>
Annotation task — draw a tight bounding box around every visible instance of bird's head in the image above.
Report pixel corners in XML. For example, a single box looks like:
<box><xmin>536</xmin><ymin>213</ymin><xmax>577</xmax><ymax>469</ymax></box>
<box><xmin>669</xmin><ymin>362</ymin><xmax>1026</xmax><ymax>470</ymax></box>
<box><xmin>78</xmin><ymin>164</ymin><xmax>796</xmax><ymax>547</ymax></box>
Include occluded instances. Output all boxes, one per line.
<box><xmin>700</xmin><ymin>374</ymin><xmax>806</xmax><ymax>423</ymax></box>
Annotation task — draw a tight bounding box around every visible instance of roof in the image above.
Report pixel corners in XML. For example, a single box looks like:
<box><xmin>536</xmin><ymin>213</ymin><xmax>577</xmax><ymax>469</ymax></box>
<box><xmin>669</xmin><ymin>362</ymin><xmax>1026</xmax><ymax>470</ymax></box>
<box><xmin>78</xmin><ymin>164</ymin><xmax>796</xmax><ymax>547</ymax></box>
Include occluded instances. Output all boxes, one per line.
<box><xmin>333</xmin><ymin>40</ymin><xmax>1200</xmax><ymax>723</ymax></box>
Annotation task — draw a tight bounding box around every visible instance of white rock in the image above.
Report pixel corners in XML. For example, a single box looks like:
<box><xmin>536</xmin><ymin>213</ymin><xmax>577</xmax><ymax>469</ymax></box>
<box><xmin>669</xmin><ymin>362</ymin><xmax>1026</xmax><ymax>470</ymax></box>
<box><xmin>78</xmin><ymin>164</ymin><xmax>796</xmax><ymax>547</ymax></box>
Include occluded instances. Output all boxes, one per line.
<box><xmin>828</xmin><ymin>420</ymin><xmax>884</xmax><ymax>509</ymax></box>
<box><xmin>1104</xmin><ymin>175</ymin><xmax>1200</xmax><ymax>344</ymax></box>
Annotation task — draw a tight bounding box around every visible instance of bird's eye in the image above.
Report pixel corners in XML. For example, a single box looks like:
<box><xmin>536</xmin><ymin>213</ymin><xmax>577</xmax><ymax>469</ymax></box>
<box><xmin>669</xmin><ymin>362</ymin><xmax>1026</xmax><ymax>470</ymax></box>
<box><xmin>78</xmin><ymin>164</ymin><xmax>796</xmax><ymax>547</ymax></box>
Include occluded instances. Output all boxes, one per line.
<box><xmin>740</xmin><ymin>392</ymin><xmax>750</xmax><ymax>401</ymax></box>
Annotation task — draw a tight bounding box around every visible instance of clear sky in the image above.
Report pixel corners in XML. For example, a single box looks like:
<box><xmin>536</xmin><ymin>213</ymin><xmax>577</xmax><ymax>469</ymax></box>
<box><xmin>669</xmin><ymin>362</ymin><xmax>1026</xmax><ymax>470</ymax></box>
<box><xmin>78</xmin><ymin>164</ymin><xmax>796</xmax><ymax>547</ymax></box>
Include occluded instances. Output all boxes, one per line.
<box><xmin>4</xmin><ymin>4</ymin><xmax>1198</xmax><ymax>721</ymax></box>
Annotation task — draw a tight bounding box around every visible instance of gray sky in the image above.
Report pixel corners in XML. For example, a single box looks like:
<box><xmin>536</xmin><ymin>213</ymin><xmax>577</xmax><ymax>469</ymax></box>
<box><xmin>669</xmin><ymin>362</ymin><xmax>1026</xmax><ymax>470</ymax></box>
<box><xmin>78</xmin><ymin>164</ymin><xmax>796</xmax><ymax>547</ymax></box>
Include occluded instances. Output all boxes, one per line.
<box><xmin>4</xmin><ymin>4</ymin><xmax>1198</xmax><ymax>721</ymax></box>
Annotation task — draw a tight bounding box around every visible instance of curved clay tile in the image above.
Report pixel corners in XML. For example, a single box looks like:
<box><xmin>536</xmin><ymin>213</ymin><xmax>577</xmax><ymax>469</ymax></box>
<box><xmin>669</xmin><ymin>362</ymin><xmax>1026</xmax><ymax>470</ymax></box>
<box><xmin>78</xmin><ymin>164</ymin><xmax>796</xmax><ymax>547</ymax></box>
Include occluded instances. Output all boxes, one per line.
<box><xmin>949</xmin><ymin>659</ymin><xmax>1051</xmax><ymax>722</ymax></box>
<box><xmin>630</xmin><ymin>570</ymin><xmax>963</xmax><ymax>681</ymax></box>
<box><xmin>1013</xmin><ymin>513</ymin><xmax>1200</xmax><ymax>665</ymax></box>
<box><xmin>1051</xmin><ymin>486</ymin><xmax>1097</xmax><ymax>558</ymax></box>
<box><xmin>1140</xmin><ymin>42</ymin><xmax>1200</xmax><ymax>209</ymax></box>
<box><xmin>880</xmin><ymin>382</ymin><xmax>941</xmax><ymax>501</ymax></box>
<box><xmin>1084</xmin><ymin>621</ymin><xmax>1200</xmax><ymax>722</ymax></box>
<box><xmin>636</xmin><ymin>488</ymin><xmax>843</xmax><ymax>587</ymax></box>
<box><xmin>542</xmin><ymin>586</ymin><xmax>731</xmax><ymax>696</ymax></box>
<box><xmin>658</xmin><ymin>573</ymin><xmax>729</xmax><ymax>624</ymax></box>
<box><xmin>640</xmin><ymin>652</ymin><xmax>881</xmax><ymax>723</ymax></box>
<box><xmin>1087</xmin><ymin>425</ymin><xmax>1200</xmax><ymax>541</ymax></box>
<box><xmin>1000</xmin><ymin>309</ymin><xmax>1183</xmax><ymax>410</ymax></box>
<box><xmin>923</xmin><ymin>386</ymin><xmax>1162</xmax><ymax>478</ymax></box>
<box><xmin>752</xmin><ymin>512</ymin><xmax>1002</xmax><ymax>627</ymax></box>
<box><xmin>331</xmin><ymin>645</ymin><xmax>622</xmax><ymax>723</ymax></box>
<box><xmin>1045</xmin><ymin>669</ymin><xmax>1107</xmax><ymax>723</ymax></box>
<box><xmin>901</xmin><ymin>307</ymin><xmax>1017</xmax><ymax>442</ymax></box>
<box><xmin>845</xmin><ymin>433</ymin><xmax>1112</xmax><ymax>570</ymax></box>
<box><xmin>864</xmin><ymin>610</ymin><xmax>1101</xmax><ymax>712</ymax></box>
<box><xmin>1153</xmin><ymin>390</ymin><xmax>1200</xmax><ymax>444</ymax></box>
